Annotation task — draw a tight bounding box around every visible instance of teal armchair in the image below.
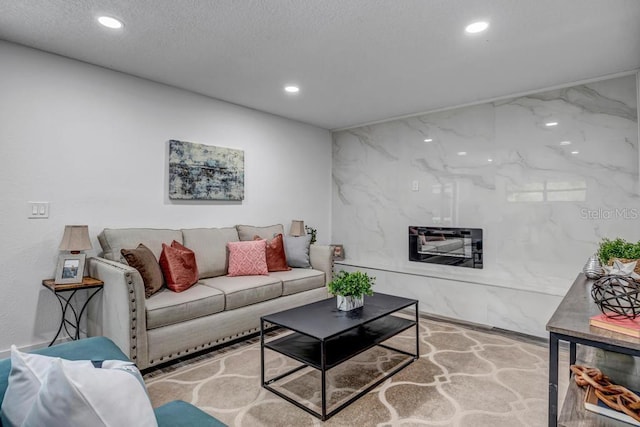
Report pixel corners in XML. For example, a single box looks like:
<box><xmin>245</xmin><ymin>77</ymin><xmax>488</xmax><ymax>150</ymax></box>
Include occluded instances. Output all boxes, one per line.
<box><xmin>0</xmin><ymin>337</ymin><xmax>225</xmax><ymax>427</ymax></box>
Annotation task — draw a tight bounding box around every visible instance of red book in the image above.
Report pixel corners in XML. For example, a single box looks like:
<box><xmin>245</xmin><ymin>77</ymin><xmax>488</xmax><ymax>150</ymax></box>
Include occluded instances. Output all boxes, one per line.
<box><xmin>590</xmin><ymin>313</ymin><xmax>640</xmax><ymax>338</ymax></box>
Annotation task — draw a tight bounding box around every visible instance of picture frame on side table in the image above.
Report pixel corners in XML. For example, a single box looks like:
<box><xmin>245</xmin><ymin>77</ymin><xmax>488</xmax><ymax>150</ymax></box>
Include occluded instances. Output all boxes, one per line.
<box><xmin>332</xmin><ymin>244</ymin><xmax>345</xmax><ymax>261</ymax></box>
<box><xmin>54</xmin><ymin>254</ymin><xmax>86</xmax><ymax>284</ymax></box>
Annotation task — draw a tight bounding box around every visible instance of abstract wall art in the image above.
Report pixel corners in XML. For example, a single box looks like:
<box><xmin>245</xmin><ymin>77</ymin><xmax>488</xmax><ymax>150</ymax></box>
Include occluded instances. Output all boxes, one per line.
<box><xmin>168</xmin><ymin>139</ymin><xmax>244</xmax><ymax>201</ymax></box>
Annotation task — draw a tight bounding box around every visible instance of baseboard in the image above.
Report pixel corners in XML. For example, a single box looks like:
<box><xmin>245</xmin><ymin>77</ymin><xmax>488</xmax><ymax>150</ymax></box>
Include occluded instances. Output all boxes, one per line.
<box><xmin>417</xmin><ymin>310</ymin><xmax>547</xmax><ymax>346</ymax></box>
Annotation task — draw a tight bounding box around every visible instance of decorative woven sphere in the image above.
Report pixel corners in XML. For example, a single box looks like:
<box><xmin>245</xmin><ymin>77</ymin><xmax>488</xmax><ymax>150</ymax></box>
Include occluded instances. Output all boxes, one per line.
<box><xmin>591</xmin><ymin>275</ymin><xmax>640</xmax><ymax>319</ymax></box>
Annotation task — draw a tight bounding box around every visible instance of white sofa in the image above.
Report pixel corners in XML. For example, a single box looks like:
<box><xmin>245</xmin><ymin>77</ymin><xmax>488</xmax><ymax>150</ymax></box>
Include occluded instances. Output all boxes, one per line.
<box><xmin>87</xmin><ymin>224</ymin><xmax>332</xmax><ymax>370</ymax></box>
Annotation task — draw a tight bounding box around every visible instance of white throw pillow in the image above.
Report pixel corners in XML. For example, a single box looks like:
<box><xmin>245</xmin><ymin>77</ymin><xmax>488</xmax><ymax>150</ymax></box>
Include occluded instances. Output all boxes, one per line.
<box><xmin>22</xmin><ymin>358</ymin><xmax>158</xmax><ymax>427</ymax></box>
<box><xmin>1</xmin><ymin>346</ymin><xmax>92</xmax><ymax>427</ymax></box>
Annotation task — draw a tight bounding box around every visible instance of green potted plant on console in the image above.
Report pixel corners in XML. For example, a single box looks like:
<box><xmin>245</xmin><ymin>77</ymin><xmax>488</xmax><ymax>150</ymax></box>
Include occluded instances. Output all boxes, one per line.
<box><xmin>328</xmin><ymin>270</ymin><xmax>375</xmax><ymax>311</ymax></box>
<box><xmin>597</xmin><ymin>237</ymin><xmax>640</xmax><ymax>275</ymax></box>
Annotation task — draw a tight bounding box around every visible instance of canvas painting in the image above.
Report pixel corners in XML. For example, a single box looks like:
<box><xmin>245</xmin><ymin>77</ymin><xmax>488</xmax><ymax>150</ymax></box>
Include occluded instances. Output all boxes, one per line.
<box><xmin>169</xmin><ymin>139</ymin><xmax>244</xmax><ymax>200</ymax></box>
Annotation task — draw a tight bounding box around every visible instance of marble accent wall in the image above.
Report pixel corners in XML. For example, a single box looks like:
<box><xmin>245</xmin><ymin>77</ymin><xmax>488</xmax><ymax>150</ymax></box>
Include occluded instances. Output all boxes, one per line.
<box><xmin>332</xmin><ymin>75</ymin><xmax>639</xmax><ymax>336</ymax></box>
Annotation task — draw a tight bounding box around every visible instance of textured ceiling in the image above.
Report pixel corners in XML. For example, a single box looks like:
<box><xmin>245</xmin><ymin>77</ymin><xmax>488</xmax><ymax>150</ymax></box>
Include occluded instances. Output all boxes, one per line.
<box><xmin>1</xmin><ymin>0</ymin><xmax>639</xmax><ymax>130</ymax></box>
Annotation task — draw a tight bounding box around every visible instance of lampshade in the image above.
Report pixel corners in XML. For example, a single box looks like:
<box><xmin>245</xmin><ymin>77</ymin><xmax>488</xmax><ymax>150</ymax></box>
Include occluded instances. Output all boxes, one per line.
<box><xmin>289</xmin><ymin>220</ymin><xmax>305</xmax><ymax>237</ymax></box>
<box><xmin>59</xmin><ymin>225</ymin><xmax>92</xmax><ymax>252</ymax></box>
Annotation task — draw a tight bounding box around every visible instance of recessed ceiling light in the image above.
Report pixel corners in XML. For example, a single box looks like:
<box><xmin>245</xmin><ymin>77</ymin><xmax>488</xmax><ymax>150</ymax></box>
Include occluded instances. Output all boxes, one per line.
<box><xmin>423</xmin><ymin>138</ymin><xmax>433</xmax><ymax>142</ymax></box>
<box><xmin>97</xmin><ymin>16</ymin><xmax>123</xmax><ymax>29</ymax></box>
<box><xmin>457</xmin><ymin>151</ymin><xmax>467</xmax><ymax>156</ymax></box>
<box><xmin>465</xmin><ymin>21</ymin><xmax>489</xmax><ymax>34</ymax></box>
<box><xmin>560</xmin><ymin>140</ymin><xmax>572</xmax><ymax>145</ymax></box>
<box><xmin>284</xmin><ymin>85</ymin><xmax>300</xmax><ymax>94</ymax></box>
<box><xmin>571</xmin><ymin>151</ymin><xmax>579</xmax><ymax>155</ymax></box>
<box><xmin>545</xmin><ymin>121</ymin><xmax>558</xmax><ymax>127</ymax></box>
<box><xmin>487</xmin><ymin>158</ymin><xmax>493</xmax><ymax>162</ymax></box>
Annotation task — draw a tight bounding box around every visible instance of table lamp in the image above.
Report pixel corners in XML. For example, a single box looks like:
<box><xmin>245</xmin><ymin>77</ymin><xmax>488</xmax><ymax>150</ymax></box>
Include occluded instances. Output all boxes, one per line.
<box><xmin>59</xmin><ymin>225</ymin><xmax>92</xmax><ymax>253</ymax></box>
<box><xmin>289</xmin><ymin>220</ymin><xmax>305</xmax><ymax>237</ymax></box>
<box><xmin>55</xmin><ymin>225</ymin><xmax>92</xmax><ymax>284</ymax></box>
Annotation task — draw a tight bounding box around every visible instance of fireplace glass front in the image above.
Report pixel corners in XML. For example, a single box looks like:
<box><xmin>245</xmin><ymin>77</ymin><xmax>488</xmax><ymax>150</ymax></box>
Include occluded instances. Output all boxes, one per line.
<box><xmin>409</xmin><ymin>226</ymin><xmax>483</xmax><ymax>269</ymax></box>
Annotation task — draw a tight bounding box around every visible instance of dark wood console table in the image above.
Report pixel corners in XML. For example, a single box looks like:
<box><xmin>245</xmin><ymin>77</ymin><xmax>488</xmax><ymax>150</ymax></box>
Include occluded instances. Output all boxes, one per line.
<box><xmin>547</xmin><ymin>273</ymin><xmax>640</xmax><ymax>426</ymax></box>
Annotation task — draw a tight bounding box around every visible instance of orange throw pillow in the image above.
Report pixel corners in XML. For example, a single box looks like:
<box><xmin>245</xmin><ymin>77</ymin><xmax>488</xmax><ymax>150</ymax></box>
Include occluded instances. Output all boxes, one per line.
<box><xmin>159</xmin><ymin>240</ymin><xmax>199</xmax><ymax>292</ymax></box>
<box><xmin>254</xmin><ymin>233</ymin><xmax>291</xmax><ymax>272</ymax></box>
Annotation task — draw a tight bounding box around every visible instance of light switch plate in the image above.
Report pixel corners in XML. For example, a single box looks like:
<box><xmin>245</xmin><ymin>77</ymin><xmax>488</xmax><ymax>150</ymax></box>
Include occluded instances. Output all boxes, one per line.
<box><xmin>28</xmin><ymin>202</ymin><xmax>49</xmax><ymax>219</ymax></box>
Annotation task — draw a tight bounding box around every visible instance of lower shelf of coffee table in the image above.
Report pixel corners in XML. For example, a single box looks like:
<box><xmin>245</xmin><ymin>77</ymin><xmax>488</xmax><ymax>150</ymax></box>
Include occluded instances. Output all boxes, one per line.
<box><xmin>265</xmin><ymin>315</ymin><xmax>415</xmax><ymax>369</ymax></box>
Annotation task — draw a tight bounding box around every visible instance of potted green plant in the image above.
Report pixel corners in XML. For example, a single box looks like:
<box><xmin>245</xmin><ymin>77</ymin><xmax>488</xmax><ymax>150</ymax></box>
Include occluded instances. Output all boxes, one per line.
<box><xmin>327</xmin><ymin>270</ymin><xmax>375</xmax><ymax>311</ymax></box>
<box><xmin>598</xmin><ymin>238</ymin><xmax>640</xmax><ymax>264</ymax></box>
<box><xmin>597</xmin><ymin>238</ymin><xmax>640</xmax><ymax>275</ymax></box>
<box><xmin>304</xmin><ymin>225</ymin><xmax>317</xmax><ymax>244</ymax></box>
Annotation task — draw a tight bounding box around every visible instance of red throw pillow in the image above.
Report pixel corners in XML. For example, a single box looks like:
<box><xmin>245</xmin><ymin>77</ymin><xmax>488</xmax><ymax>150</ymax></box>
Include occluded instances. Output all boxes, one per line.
<box><xmin>159</xmin><ymin>240</ymin><xmax>199</xmax><ymax>292</ymax></box>
<box><xmin>227</xmin><ymin>240</ymin><xmax>268</xmax><ymax>276</ymax></box>
<box><xmin>254</xmin><ymin>233</ymin><xmax>291</xmax><ymax>272</ymax></box>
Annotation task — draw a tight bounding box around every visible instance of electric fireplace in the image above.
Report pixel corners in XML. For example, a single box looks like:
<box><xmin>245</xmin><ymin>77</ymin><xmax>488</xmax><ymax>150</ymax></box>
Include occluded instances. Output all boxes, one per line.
<box><xmin>409</xmin><ymin>226</ymin><xmax>483</xmax><ymax>269</ymax></box>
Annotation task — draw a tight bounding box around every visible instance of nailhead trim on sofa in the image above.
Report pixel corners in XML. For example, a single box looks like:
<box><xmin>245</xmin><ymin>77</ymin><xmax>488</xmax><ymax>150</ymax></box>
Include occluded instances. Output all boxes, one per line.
<box><xmin>148</xmin><ymin>327</ymin><xmax>259</xmax><ymax>366</ymax></box>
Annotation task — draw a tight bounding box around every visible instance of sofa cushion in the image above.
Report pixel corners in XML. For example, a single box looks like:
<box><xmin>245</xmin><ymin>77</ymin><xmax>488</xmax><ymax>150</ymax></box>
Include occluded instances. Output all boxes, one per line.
<box><xmin>268</xmin><ymin>268</ymin><xmax>326</xmax><ymax>296</ymax></box>
<box><xmin>0</xmin><ymin>337</ymin><xmax>129</xmax><ymax>410</ymax></box>
<box><xmin>99</xmin><ymin>228</ymin><xmax>183</xmax><ymax>262</ymax></box>
<box><xmin>1</xmin><ymin>347</ymin><xmax>92</xmax><ymax>427</ymax></box>
<box><xmin>182</xmin><ymin>227</ymin><xmax>239</xmax><ymax>279</ymax></box>
<box><xmin>284</xmin><ymin>234</ymin><xmax>312</xmax><ymax>268</ymax></box>
<box><xmin>236</xmin><ymin>224</ymin><xmax>284</xmax><ymax>241</ymax></box>
<box><xmin>227</xmin><ymin>240</ymin><xmax>269</xmax><ymax>276</ymax></box>
<box><xmin>23</xmin><ymin>358</ymin><xmax>157</xmax><ymax>427</ymax></box>
<box><xmin>200</xmin><ymin>275</ymin><xmax>282</xmax><ymax>310</ymax></box>
<box><xmin>159</xmin><ymin>241</ymin><xmax>199</xmax><ymax>293</ymax></box>
<box><xmin>122</xmin><ymin>244</ymin><xmax>165</xmax><ymax>298</ymax></box>
<box><xmin>145</xmin><ymin>285</ymin><xmax>225</xmax><ymax>330</ymax></box>
<box><xmin>2</xmin><ymin>346</ymin><xmax>156</xmax><ymax>427</ymax></box>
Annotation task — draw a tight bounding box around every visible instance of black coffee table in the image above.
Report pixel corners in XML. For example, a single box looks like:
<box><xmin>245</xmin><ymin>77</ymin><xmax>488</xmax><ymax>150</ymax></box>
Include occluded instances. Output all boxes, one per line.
<box><xmin>260</xmin><ymin>292</ymin><xmax>419</xmax><ymax>420</ymax></box>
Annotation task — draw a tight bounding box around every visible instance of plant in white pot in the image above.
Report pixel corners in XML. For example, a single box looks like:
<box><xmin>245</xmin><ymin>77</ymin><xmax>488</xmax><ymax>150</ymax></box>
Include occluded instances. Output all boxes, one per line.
<box><xmin>327</xmin><ymin>270</ymin><xmax>375</xmax><ymax>311</ymax></box>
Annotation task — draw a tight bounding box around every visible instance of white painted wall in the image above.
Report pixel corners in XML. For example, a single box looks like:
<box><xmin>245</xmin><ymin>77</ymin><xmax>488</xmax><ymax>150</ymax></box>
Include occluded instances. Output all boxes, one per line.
<box><xmin>0</xmin><ymin>41</ymin><xmax>332</xmax><ymax>354</ymax></box>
